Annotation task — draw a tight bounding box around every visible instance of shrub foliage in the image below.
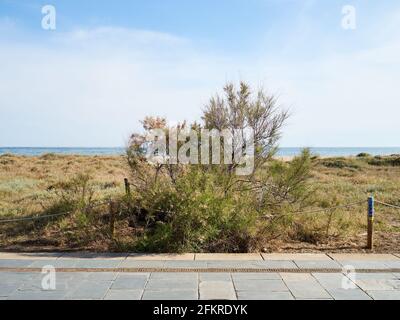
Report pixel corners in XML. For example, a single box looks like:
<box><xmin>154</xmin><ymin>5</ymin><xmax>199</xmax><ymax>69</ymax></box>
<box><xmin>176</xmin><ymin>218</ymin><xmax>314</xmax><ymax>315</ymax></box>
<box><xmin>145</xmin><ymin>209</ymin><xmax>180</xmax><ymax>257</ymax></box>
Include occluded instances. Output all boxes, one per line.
<box><xmin>125</xmin><ymin>82</ymin><xmax>313</xmax><ymax>252</ymax></box>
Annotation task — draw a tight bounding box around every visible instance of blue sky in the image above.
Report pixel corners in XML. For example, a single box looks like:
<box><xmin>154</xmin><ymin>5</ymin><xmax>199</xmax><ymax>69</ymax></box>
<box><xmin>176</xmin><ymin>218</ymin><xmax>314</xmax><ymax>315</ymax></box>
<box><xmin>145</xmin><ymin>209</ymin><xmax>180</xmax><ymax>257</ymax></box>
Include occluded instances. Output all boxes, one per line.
<box><xmin>1</xmin><ymin>0</ymin><xmax>399</xmax><ymax>147</ymax></box>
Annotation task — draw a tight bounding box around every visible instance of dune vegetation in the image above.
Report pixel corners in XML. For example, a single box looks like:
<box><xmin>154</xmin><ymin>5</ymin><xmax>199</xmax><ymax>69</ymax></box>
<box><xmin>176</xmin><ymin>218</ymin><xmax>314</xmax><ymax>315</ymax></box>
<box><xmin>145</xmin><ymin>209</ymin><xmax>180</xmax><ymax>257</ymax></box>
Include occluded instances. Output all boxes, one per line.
<box><xmin>0</xmin><ymin>152</ymin><xmax>400</xmax><ymax>252</ymax></box>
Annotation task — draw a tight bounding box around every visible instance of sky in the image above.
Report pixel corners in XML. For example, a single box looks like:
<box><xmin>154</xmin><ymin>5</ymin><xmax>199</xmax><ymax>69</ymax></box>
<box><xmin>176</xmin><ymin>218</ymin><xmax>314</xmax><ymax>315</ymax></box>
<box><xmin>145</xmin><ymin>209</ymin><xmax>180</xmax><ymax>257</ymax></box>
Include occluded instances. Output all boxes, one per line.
<box><xmin>0</xmin><ymin>0</ymin><xmax>399</xmax><ymax>147</ymax></box>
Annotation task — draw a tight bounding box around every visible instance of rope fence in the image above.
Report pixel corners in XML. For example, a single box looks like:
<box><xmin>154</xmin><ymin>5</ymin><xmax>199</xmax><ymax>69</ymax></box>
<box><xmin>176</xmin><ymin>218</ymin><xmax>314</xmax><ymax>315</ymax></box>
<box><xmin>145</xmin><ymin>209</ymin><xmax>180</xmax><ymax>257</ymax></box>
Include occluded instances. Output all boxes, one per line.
<box><xmin>0</xmin><ymin>200</ymin><xmax>111</xmax><ymax>224</ymax></box>
<box><xmin>375</xmin><ymin>200</ymin><xmax>400</xmax><ymax>210</ymax></box>
<box><xmin>291</xmin><ymin>201</ymin><xmax>365</xmax><ymax>215</ymax></box>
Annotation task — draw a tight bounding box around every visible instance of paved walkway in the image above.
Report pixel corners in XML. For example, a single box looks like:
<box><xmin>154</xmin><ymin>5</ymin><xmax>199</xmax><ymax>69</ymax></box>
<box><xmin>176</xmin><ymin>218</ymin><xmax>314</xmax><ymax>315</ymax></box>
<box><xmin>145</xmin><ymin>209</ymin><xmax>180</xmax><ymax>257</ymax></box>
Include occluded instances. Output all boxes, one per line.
<box><xmin>1</xmin><ymin>253</ymin><xmax>400</xmax><ymax>300</ymax></box>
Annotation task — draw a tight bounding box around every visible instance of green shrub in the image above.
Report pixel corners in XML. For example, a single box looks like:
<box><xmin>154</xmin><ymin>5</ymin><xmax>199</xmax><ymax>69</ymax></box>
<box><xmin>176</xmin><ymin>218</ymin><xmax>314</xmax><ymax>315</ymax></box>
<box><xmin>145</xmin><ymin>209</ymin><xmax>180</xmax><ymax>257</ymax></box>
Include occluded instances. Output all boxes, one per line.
<box><xmin>134</xmin><ymin>167</ymin><xmax>261</xmax><ymax>252</ymax></box>
<box><xmin>125</xmin><ymin>82</ymin><xmax>314</xmax><ymax>252</ymax></box>
<box><xmin>356</xmin><ymin>153</ymin><xmax>371</xmax><ymax>158</ymax></box>
<box><xmin>367</xmin><ymin>156</ymin><xmax>400</xmax><ymax>167</ymax></box>
<box><xmin>39</xmin><ymin>153</ymin><xmax>60</xmax><ymax>160</ymax></box>
<box><xmin>49</xmin><ymin>173</ymin><xmax>96</xmax><ymax>208</ymax></box>
<box><xmin>321</xmin><ymin>158</ymin><xmax>360</xmax><ymax>169</ymax></box>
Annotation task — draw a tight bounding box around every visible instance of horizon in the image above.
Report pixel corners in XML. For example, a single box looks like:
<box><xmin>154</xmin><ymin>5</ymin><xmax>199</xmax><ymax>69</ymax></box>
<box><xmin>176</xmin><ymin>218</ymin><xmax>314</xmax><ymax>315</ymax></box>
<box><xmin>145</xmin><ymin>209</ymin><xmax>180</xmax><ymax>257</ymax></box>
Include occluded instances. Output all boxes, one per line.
<box><xmin>1</xmin><ymin>0</ymin><xmax>400</xmax><ymax>147</ymax></box>
<box><xmin>2</xmin><ymin>146</ymin><xmax>400</xmax><ymax>149</ymax></box>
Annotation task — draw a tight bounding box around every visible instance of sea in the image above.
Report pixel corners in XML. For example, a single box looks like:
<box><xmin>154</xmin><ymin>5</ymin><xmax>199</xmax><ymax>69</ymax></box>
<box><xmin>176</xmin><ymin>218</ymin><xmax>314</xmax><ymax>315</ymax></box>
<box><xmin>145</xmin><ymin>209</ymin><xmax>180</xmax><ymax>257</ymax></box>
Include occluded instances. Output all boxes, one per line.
<box><xmin>1</xmin><ymin>147</ymin><xmax>400</xmax><ymax>157</ymax></box>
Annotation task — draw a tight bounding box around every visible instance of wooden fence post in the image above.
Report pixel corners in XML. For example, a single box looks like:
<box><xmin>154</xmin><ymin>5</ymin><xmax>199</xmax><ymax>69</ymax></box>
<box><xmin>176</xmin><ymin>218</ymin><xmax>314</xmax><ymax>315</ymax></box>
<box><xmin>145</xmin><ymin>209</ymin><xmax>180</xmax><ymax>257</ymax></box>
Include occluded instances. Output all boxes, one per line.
<box><xmin>124</xmin><ymin>178</ymin><xmax>131</xmax><ymax>197</ymax></box>
<box><xmin>367</xmin><ymin>196</ymin><xmax>374</xmax><ymax>250</ymax></box>
<box><xmin>109</xmin><ymin>201</ymin><xmax>116</xmax><ymax>240</ymax></box>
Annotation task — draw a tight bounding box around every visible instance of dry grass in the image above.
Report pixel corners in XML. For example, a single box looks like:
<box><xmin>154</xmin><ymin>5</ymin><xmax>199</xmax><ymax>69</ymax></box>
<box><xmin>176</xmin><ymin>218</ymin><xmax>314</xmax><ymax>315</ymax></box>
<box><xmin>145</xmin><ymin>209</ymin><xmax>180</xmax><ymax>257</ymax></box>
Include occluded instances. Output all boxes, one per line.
<box><xmin>0</xmin><ymin>153</ymin><xmax>400</xmax><ymax>252</ymax></box>
<box><xmin>0</xmin><ymin>153</ymin><xmax>127</xmax><ymax>216</ymax></box>
<box><xmin>273</xmin><ymin>155</ymin><xmax>400</xmax><ymax>252</ymax></box>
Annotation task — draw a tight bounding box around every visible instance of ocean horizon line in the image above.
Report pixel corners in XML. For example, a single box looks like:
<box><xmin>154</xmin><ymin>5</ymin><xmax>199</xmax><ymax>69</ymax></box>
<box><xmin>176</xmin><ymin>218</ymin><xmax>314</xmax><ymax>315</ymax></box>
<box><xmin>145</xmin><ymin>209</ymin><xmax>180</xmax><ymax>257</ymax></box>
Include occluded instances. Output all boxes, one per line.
<box><xmin>1</xmin><ymin>146</ymin><xmax>400</xmax><ymax>149</ymax></box>
<box><xmin>1</xmin><ymin>146</ymin><xmax>400</xmax><ymax>157</ymax></box>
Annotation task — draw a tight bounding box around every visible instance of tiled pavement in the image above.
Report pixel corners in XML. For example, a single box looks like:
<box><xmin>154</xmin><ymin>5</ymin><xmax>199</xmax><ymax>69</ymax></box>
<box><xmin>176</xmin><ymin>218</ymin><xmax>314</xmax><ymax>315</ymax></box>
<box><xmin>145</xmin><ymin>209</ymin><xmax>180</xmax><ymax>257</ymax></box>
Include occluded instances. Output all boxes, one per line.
<box><xmin>3</xmin><ymin>271</ymin><xmax>400</xmax><ymax>300</ymax></box>
<box><xmin>1</xmin><ymin>252</ymin><xmax>400</xmax><ymax>300</ymax></box>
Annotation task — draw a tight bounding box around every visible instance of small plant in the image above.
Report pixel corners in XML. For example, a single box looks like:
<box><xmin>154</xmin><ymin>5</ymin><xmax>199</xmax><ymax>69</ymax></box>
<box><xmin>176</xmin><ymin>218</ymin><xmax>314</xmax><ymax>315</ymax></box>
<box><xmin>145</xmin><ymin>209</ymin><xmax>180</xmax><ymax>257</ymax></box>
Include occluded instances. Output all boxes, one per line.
<box><xmin>47</xmin><ymin>173</ymin><xmax>96</xmax><ymax>217</ymax></box>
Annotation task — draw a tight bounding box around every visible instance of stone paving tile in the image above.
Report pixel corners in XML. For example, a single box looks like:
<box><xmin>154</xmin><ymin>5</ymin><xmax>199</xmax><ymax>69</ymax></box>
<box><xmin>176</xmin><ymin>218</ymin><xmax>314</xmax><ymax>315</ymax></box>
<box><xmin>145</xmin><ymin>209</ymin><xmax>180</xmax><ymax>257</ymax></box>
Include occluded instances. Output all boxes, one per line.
<box><xmin>383</xmin><ymin>261</ymin><xmax>400</xmax><ymax>268</ymax></box>
<box><xmin>0</xmin><ymin>284</ymin><xmax>19</xmax><ymax>296</ymax></box>
<box><xmin>312</xmin><ymin>273</ymin><xmax>371</xmax><ymax>300</ymax></box>
<box><xmin>237</xmin><ymin>291</ymin><xmax>294</xmax><ymax>300</ymax></box>
<box><xmin>163</xmin><ymin>261</ymin><xmax>208</xmax><ymax>269</ymax></box>
<box><xmin>151</xmin><ymin>272</ymin><xmax>198</xmax><ymax>280</ymax></box>
<box><xmin>64</xmin><ymin>280</ymin><xmax>112</xmax><ymax>299</ymax></box>
<box><xmin>8</xmin><ymin>290</ymin><xmax>67</xmax><ymax>300</ymax></box>
<box><xmin>17</xmin><ymin>280</ymin><xmax>64</xmax><ymax>292</ymax></box>
<box><xmin>231</xmin><ymin>273</ymin><xmax>281</xmax><ymax>280</ymax></box>
<box><xmin>17</xmin><ymin>274</ymin><xmax>86</xmax><ymax>293</ymax></box>
<box><xmin>0</xmin><ymin>259</ymin><xmax>36</xmax><ymax>268</ymax></box>
<box><xmin>0</xmin><ymin>252</ymin><xmax>62</xmax><ymax>260</ymax></box>
<box><xmin>354</xmin><ymin>279</ymin><xmax>399</xmax><ymax>291</ymax></box>
<box><xmin>111</xmin><ymin>274</ymin><xmax>149</xmax><ymax>290</ymax></box>
<box><xmin>280</xmin><ymin>273</ymin><xmax>331</xmax><ymax>299</ymax></box>
<box><xmin>328</xmin><ymin>289</ymin><xmax>372</xmax><ymax>300</ymax></box>
<box><xmin>233</xmin><ymin>279</ymin><xmax>288</xmax><ymax>292</ymax></box>
<box><xmin>70</xmin><ymin>259</ymin><xmax>122</xmax><ymax>269</ymax></box>
<box><xmin>119</xmin><ymin>260</ymin><xmax>165</xmax><ymax>268</ymax></box>
<box><xmin>85</xmin><ymin>272</ymin><xmax>119</xmax><ymax>281</ymax></box>
<box><xmin>328</xmin><ymin>253</ymin><xmax>399</xmax><ymax>261</ymax></box>
<box><xmin>199</xmin><ymin>281</ymin><xmax>237</xmax><ymax>300</ymax></box>
<box><xmin>338</xmin><ymin>261</ymin><xmax>389</xmax><ymax>270</ymax></box>
<box><xmin>296</xmin><ymin>298</ymin><xmax>334</xmax><ymax>300</ymax></box>
<box><xmin>142</xmin><ymin>290</ymin><xmax>198</xmax><ymax>300</ymax></box>
<box><xmin>204</xmin><ymin>260</ymin><xmax>297</xmax><ymax>270</ymax></box>
<box><xmin>252</xmin><ymin>261</ymin><xmax>298</xmax><ymax>269</ymax></box>
<box><xmin>128</xmin><ymin>253</ymin><xmax>195</xmax><ymax>261</ymax></box>
<box><xmin>196</xmin><ymin>253</ymin><xmax>262</xmax><ymax>261</ymax></box>
<box><xmin>205</xmin><ymin>261</ymin><xmax>255</xmax><ymax>269</ymax></box>
<box><xmin>145</xmin><ymin>279</ymin><xmax>198</xmax><ymax>291</ymax></box>
<box><xmin>55</xmin><ymin>272</ymin><xmax>89</xmax><ymax>281</ymax></box>
<box><xmin>58</xmin><ymin>252</ymin><xmax>128</xmax><ymax>260</ymax></box>
<box><xmin>0</xmin><ymin>272</ymin><xmax>38</xmax><ymax>283</ymax></box>
<box><xmin>294</xmin><ymin>260</ymin><xmax>341</xmax><ymax>270</ymax></box>
<box><xmin>367</xmin><ymin>290</ymin><xmax>400</xmax><ymax>300</ymax></box>
<box><xmin>199</xmin><ymin>273</ymin><xmax>231</xmax><ymax>281</ymax></box>
<box><xmin>28</xmin><ymin>259</ymin><xmax>121</xmax><ymax>269</ymax></box>
<box><xmin>312</xmin><ymin>273</ymin><xmax>348</xmax><ymax>288</ymax></box>
<box><xmin>355</xmin><ymin>273</ymin><xmax>398</xmax><ymax>280</ymax></box>
<box><xmin>262</xmin><ymin>253</ymin><xmax>331</xmax><ymax>261</ymax></box>
<box><xmin>48</xmin><ymin>260</ymin><xmax>77</xmax><ymax>268</ymax></box>
<box><xmin>104</xmin><ymin>289</ymin><xmax>143</xmax><ymax>300</ymax></box>
<box><xmin>27</xmin><ymin>260</ymin><xmax>61</xmax><ymax>268</ymax></box>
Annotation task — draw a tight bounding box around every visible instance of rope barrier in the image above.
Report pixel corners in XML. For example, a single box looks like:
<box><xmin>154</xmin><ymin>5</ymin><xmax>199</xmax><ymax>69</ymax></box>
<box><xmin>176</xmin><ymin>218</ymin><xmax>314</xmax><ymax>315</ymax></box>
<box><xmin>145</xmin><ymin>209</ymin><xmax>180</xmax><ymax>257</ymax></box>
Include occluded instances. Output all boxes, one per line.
<box><xmin>0</xmin><ymin>200</ymin><xmax>111</xmax><ymax>224</ymax></box>
<box><xmin>290</xmin><ymin>200</ymin><xmax>365</xmax><ymax>215</ymax></box>
<box><xmin>0</xmin><ymin>211</ymin><xmax>69</xmax><ymax>223</ymax></box>
<box><xmin>0</xmin><ymin>197</ymin><xmax>398</xmax><ymax>224</ymax></box>
<box><xmin>375</xmin><ymin>200</ymin><xmax>400</xmax><ymax>210</ymax></box>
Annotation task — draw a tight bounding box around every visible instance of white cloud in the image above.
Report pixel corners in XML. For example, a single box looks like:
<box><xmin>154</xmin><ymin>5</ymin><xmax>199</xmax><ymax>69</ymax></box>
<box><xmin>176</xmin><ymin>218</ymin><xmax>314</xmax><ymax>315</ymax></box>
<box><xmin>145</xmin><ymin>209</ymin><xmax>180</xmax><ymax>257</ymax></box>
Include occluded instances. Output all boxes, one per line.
<box><xmin>1</xmin><ymin>18</ymin><xmax>400</xmax><ymax>147</ymax></box>
<box><xmin>0</xmin><ymin>26</ymin><xmax>232</xmax><ymax>147</ymax></box>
